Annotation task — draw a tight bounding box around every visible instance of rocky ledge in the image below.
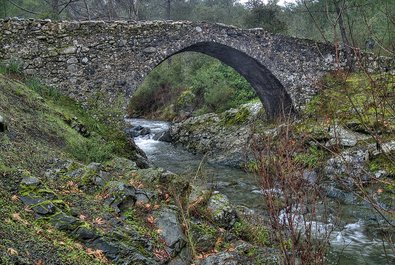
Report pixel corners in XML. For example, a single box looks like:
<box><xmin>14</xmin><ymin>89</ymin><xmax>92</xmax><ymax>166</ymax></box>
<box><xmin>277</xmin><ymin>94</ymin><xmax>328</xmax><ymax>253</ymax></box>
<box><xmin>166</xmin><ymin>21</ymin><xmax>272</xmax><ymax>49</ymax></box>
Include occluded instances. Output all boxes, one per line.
<box><xmin>170</xmin><ymin>102</ymin><xmax>263</xmax><ymax>168</ymax></box>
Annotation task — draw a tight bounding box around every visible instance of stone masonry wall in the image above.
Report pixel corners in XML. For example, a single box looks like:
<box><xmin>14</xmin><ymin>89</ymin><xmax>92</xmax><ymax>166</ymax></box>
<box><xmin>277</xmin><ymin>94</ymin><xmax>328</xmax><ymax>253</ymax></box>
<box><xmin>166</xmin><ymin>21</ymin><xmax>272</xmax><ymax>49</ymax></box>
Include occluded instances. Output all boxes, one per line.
<box><xmin>0</xmin><ymin>18</ymin><xmax>392</xmax><ymax>116</ymax></box>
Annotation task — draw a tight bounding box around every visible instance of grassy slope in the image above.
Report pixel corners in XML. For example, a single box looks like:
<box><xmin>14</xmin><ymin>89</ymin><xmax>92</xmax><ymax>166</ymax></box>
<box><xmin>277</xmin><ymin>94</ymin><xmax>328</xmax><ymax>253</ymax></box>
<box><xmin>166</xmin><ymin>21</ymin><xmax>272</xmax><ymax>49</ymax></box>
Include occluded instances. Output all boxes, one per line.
<box><xmin>0</xmin><ymin>73</ymin><xmax>138</xmax><ymax>264</ymax></box>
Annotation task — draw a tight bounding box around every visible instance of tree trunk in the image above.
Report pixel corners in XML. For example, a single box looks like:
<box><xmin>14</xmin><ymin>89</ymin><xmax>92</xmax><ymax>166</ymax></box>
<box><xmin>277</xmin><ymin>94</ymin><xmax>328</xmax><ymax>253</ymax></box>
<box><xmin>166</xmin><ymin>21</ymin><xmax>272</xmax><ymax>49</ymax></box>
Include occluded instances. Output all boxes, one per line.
<box><xmin>51</xmin><ymin>0</ymin><xmax>60</xmax><ymax>19</ymax></box>
<box><xmin>334</xmin><ymin>0</ymin><xmax>354</xmax><ymax>71</ymax></box>
<box><xmin>84</xmin><ymin>0</ymin><xmax>91</xmax><ymax>20</ymax></box>
<box><xmin>165</xmin><ymin>0</ymin><xmax>171</xmax><ymax>20</ymax></box>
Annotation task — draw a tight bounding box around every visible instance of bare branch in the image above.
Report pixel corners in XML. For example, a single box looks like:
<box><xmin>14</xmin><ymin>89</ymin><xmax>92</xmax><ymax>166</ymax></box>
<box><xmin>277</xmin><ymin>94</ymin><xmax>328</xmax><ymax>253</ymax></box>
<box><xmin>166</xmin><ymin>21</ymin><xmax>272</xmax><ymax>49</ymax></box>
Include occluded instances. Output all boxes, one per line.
<box><xmin>8</xmin><ymin>0</ymin><xmax>40</xmax><ymax>15</ymax></box>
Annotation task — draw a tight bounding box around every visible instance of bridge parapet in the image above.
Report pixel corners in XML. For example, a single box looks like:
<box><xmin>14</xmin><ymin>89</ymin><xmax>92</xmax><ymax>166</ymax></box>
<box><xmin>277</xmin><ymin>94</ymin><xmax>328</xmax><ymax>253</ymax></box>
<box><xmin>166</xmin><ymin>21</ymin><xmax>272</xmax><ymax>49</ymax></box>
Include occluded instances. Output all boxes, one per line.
<box><xmin>1</xmin><ymin>18</ymin><xmax>392</xmax><ymax>118</ymax></box>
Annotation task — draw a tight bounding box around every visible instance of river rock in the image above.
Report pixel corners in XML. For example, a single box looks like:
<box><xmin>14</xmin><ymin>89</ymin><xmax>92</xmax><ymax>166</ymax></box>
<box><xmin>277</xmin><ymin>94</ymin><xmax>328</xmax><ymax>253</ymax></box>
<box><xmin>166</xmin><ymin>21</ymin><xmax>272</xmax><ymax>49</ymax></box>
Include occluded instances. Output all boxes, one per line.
<box><xmin>153</xmin><ymin>130</ymin><xmax>172</xmax><ymax>142</ymax></box>
<box><xmin>170</xmin><ymin>102</ymin><xmax>264</xmax><ymax>168</ymax></box>
<box><xmin>324</xmin><ymin>148</ymin><xmax>371</xmax><ymax>186</ymax></box>
<box><xmin>324</xmin><ymin>185</ymin><xmax>356</xmax><ymax>204</ymax></box>
<box><xmin>126</xmin><ymin>125</ymin><xmax>151</xmax><ymax>138</ymax></box>
<box><xmin>207</xmin><ymin>192</ymin><xmax>238</xmax><ymax>229</ymax></box>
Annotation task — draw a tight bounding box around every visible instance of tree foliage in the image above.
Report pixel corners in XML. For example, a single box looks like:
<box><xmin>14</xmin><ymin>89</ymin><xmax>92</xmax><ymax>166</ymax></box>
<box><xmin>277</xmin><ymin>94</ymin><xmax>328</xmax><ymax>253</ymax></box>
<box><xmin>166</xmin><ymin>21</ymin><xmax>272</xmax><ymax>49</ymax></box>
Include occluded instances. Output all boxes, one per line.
<box><xmin>128</xmin><ymin>52</ymin><xmax>256</xmax><ymax>119</ymax></box>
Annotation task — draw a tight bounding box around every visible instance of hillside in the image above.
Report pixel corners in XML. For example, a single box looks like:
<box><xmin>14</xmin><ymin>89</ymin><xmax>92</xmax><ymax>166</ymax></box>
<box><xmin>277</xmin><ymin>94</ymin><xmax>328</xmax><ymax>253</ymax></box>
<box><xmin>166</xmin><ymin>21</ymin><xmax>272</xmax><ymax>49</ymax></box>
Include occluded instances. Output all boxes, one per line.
<box><xmin>0</xmin><ymin>71</ymin><xmax>278</xmax><ymax>264</ymax></box>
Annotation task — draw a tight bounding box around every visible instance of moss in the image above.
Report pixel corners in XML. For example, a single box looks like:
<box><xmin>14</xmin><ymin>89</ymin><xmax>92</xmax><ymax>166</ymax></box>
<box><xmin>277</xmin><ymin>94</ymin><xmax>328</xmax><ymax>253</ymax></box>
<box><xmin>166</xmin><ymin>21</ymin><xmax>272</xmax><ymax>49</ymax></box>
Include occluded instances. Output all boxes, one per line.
<box><xmin>176</xmin><ymin>89</ymin><xmax>196</xmax><ymax>110</ymax></box>
<box><xmin>369</xmin><ymin>152</ymin><xmax>395</xmax><ymax>175</ymax></box>
<box><xmin>232</xmin><ymin>220</ymin><xmax>270</xmax><ymax>246</ymax></box>
<box><xmin>294</xmin><ymin>145</ymin><xmax>328</xmax><ymax>168</ymax></box>
<box><xmin>303</xmin><ymin>72</ymin><xmax>395</xmax><ymax>138</ymax></box>
<box><xmin>0</xmin><ymin>189</ymin><xmax>107</xmax><ymax>264</ymax></box>
<box><xmin>221</xmin><ymin>106</ymin><xmax>251</xmax><ymax>126</ymax></box>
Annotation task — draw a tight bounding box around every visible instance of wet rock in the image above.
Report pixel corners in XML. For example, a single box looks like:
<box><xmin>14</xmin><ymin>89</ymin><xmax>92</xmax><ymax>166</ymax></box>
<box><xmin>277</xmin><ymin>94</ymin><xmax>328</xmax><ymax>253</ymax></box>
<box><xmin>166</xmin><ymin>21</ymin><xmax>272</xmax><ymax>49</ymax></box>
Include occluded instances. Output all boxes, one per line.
<box><xmin>324</xmin><ymin>148</ymin><xmax>371</xmax><ymax>186</ymax></box>
<box><xmin>153</xmin><ymin>130</ymin><xmax>172</xmax><ymax>142</ymax></box>
<box><xmin>50</xmin><ymin>212</ymin><xmax>81</xmax><ymax>231</ymax></box>
<box><xmin>324</xmin><ymin>186</ymin><xmax>356</xmax><ymax>204</ymax></box>
<box><xmin>195</xmin><ymin>251</ymin><xmax>247</xmax><ymax>265</ymax></box>
<box><xmin>19</xmin><ymin>195</ymin><xmax>56</xmax><ymax>215</ymax></box>
<box><xmin>73</xmin><ymin>226</ymin><xmax>98</xmax><ymax>241</ymax></box>
<box><xmin>207</xmin><ymin>192</ymin><xmax>238</xmax><ymax>229</ymax></box>
<box><xmin>21</xmin><ymin>176</ymin><xmax>41</xmax><ymax>186</ymax></box>
<box><xmin>154</xmin><ymin>207</ymin><xmax>187</xmax><ymax>256</ymax></box>
<box><xmin>140</xmin><ymin>127</ymin><xmax>151</xmax><ymax>136</ymax></box>
<box><xmin>104</xmin><ymin>181</ymin><xmax>137</xmax><ymax>214</ymax></box>
<box><xmin>126</xmin><ymin>126</ymin><xmax>151</xmax><ymax>138</ymax></box>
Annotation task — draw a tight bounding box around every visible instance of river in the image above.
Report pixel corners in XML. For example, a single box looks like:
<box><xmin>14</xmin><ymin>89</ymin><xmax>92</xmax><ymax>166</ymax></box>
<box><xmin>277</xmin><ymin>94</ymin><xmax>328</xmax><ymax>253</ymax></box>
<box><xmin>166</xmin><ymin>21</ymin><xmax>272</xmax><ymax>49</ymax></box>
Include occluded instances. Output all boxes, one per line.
<box><xmin>127</xmin><ymin>118</ymin><xmax>394</xmax><ymax>265</ymax></box>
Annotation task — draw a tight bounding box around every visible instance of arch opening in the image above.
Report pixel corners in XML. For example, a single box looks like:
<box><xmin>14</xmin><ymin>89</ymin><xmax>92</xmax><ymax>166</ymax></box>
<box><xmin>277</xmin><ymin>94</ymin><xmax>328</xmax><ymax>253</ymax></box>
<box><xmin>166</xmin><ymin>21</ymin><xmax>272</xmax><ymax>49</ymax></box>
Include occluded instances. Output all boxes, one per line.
<box><xmin>174</xmin><ymin>42</ymin><xmax>296</xmax><ymax>120</ymax></box>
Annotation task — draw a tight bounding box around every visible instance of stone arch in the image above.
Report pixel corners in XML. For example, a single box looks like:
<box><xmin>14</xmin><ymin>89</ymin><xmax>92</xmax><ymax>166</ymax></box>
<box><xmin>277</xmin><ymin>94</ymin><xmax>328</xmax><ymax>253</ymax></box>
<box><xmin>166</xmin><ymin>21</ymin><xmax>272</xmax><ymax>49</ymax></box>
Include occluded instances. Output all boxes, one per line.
<box><xmin>141</xmin><ymin>41</ymin><xmax>295</xmax><ymax>120</ymax></box>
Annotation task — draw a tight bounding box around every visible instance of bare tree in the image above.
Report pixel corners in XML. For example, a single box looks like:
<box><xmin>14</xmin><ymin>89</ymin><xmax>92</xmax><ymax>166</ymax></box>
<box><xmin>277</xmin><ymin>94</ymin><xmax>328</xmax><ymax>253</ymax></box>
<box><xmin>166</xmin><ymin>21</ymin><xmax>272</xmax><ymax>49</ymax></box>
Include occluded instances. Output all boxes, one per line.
<box><xmin>332</xmin><ymin>0</ymin><xmax>354</xmax><ymax>71</ymax></box>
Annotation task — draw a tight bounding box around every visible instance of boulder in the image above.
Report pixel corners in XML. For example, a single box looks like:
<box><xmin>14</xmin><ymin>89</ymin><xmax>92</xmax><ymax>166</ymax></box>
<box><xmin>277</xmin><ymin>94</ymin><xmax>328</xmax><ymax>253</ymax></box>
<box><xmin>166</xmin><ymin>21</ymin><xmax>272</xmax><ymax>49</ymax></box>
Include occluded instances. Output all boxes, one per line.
<box><xmin>207</xmin><ymin>192</ymin><xmax>238</xmax><ymax>229</ymax></box>
<box><xmin>125</xmin><ymin>126</ymin><xmax>151</xmax><ymax>138</ymax></box>
<box><xmin>324</xmin><ymin>148</ymin><xmax>371</xmax><ymax>186</ymax></box>
<box><xmin>170</xmin><ymin>102</ymin><xmax>263</xmax><ymax>168</ymax></box>
<box><xmin>153</xmin><ymin>130</ymin><xmax>172</xmax><ymax>142</ymax></box>
<box><xmin>325</xmin><ymin>125</ymin><xmax>370</xmax><ymax>147</ymax></box>
<box><xmin>154</xmin><ymin>207</ymin><xmax>187</xmax><ymax>257</ymax></box>
<box><xmin>104</xmin><ymin>181</ymin><xmax>137</xmax><ymax>214</ymax></box>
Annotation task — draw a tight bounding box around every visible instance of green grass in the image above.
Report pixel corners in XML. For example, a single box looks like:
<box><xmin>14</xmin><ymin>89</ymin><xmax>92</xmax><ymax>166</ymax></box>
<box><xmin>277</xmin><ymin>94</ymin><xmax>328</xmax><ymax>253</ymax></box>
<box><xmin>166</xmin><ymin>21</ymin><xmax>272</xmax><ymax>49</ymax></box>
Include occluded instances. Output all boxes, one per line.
<box><xmin>303</xmin><ymin>72</ymin><xmax>395</xmax><ymax>136</ymax></box>
<box><xmin>0</xmin><ymin>59</ymin><xmax>23</xmax><ymax>75</ymax></box>
<box><xmin>0</xmin><ymin>189</ymin><xmax>107</xmax><ymax>265</ymax></box>
<box><xmin>0</xmin><ymin>73</ymin><xmax>136</xmax><ymax>172</ymax></box>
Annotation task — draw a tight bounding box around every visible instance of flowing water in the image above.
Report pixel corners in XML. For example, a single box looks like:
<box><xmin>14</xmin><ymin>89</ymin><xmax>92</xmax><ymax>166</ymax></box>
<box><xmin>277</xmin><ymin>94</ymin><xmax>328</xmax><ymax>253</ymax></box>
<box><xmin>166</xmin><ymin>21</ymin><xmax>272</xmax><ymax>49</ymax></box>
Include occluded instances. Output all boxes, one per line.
<box><xmin>127</xmin><ymin>118</ymin><xmax>394</xmax><ymax>265</ymax></box>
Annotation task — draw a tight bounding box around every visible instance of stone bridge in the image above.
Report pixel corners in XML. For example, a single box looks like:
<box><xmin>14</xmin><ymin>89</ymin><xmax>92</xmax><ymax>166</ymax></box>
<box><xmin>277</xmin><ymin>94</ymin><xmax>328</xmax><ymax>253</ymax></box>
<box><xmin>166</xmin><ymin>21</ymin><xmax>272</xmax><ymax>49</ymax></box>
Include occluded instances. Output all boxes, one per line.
<box><xmin>0</xmin><ymin>18</ymin><xmax>390</xmax><ymax>119</ymax></box>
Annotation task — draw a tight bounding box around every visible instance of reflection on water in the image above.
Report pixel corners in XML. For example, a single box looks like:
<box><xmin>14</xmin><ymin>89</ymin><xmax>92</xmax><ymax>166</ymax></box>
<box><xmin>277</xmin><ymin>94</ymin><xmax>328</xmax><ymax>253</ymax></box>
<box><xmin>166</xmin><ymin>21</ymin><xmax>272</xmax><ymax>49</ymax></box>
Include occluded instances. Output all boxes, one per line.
<box><xmin>127</xmin><ymin>118</ymin><xmax>394</xmax><ymax>265</ymax></box>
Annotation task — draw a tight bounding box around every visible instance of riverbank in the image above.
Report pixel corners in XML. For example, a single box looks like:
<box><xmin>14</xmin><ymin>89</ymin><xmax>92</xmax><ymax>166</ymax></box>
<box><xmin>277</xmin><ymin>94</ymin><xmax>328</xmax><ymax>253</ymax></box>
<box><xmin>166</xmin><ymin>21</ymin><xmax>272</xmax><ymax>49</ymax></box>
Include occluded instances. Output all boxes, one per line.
<box><xmin>128</xmin><ymin>117</ymin><xmax>395</xmax><ymax>264</ymax></box>
<box><xmin>0</xmin><ymin>72</ymin><xmax>280</xmax><ymax>264</ymax></box>
<box><xmin>135</xmin><ymin>71</ymin><xmax>395</xmax><ymax>264</ymax></box>
<box><xmin>1</xmin><ymin>66</ymin><xmax>394</xmax><ymax>264</ymax></box>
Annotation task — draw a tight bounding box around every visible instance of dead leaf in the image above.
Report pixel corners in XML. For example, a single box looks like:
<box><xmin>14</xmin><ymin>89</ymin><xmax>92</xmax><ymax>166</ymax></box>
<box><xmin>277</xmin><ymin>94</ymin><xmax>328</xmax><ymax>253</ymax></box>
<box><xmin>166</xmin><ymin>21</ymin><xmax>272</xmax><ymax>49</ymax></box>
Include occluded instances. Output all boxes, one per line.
<box><xmin>79</xmin><ymin>214</ymin><xmax>87</xmax><ymax>221</ymax></box>
<box><xmin>93</xmin><ymin>217</ymin><xmax>105</xmax><ymax>225</ymax></box>
<box><xmin>153</xmin><ymin>248</ymin><xmax>170</xmax><ymax>261</ymax></box>
<box><xmin>146</xmin><ymin>215</ymin><xmax>155</xmax><ymax>225</ymax></box>
<box><xmin>7</xmin><ymin>248</ymin><xmax>18</xmax><ymax>256</ymax></box>
<box><xmin>11</xmin><ymin>195</ymin><xmax>19</xmax><ymax>202</ymax></box>
<box><xmin>11</xmin><ymin>213</ymin><xmax>28</xmax><ymax>225</ymax></box>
